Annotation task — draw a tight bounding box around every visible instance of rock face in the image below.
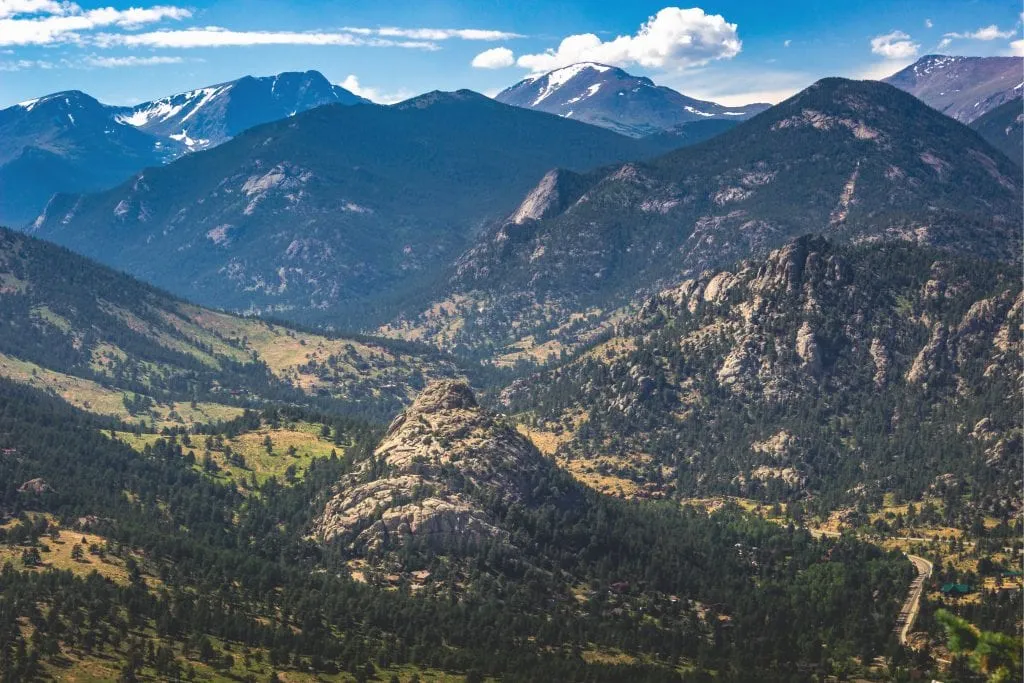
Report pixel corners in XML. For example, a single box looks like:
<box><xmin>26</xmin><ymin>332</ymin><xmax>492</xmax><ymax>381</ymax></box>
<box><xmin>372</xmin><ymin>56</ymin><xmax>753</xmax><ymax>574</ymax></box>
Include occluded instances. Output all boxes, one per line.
<box><xmin>315</xmin><ymin>381</ymin><xmax>552</xmax><ymax>556</ymax></box>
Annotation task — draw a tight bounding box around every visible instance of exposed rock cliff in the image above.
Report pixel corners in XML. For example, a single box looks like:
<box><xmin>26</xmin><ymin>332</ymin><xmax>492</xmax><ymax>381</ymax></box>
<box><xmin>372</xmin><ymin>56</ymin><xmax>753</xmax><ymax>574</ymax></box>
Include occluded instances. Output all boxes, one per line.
<box><xmin>315</xmin><ymin>381</ymin><xmax>553</xmax><ymax>557</ymax></box>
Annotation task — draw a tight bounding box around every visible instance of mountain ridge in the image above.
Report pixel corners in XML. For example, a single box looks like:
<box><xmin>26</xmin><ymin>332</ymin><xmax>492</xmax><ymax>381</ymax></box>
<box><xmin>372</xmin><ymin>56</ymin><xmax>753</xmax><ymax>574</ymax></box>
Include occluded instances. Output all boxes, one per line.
<box><xmin>385</xmin><ymin>77</ymin><xmax>1022</xmax><ymax>357</ymax></box>
<box><xmin>117</xmin><ymin>69</ymin><xmax>368</xmax><ymax>151</ymax></box>
<box><xmin>0</xmin><ymin>70</ymin><xmax>366</xmax><ymax>228</ymax></box>
<box><xmin>496</xmin><ymin>61</ymin><xmax>770</xmax><ymax>137</ymax></box>
<box><xmin>30</xmin><ymin>91</ymin><xmax>686</xmax><ymax>328</ymax></box>
<box><xmin>883</xmin><ymin>54</ymin><xmax>1023</xmax><ymax>123</ymax></box>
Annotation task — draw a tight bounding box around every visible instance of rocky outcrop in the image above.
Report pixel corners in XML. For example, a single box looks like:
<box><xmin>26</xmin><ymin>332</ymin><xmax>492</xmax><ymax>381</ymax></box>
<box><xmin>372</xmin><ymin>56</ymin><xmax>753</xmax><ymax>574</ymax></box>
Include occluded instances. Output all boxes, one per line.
<box><xmin>500</xmin><ymin>237</ymin><xmax>1022</xmax><ymax>505</ymax></box>
<box><xmin>795</xmin><ymin>321</ymin><xmax>822</xmax><ymax>374</ymax></box>
<box><xmin>906</xmin><ymin>324</ymin><xmax>949</xmax><ymax>385</ymax></box>
<box><xmin>869</xmin><ymin>338</ymin><xmax>890</xmax><ymax>388</ymax></box>
<box><xmin>18</xmin><ymin>478</ymin><xmax>52</xmax><ymax>494</ymax></box>
<box><xmin>507</xmin><ymin>169</ymin><xmax>589</xmax><ymax>226</ymax></box>
<box><xmin>315</xmin><ymin>381</ymin><xmax>553</xmax><ymax>557</ymax></box>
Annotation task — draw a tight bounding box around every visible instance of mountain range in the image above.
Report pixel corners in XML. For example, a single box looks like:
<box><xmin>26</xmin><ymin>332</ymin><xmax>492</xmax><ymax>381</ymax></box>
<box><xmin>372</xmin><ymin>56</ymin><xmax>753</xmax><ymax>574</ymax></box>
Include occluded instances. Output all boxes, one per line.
<box><xmin>29</xmin><ymin>90</ymin><xmax>683</xmax><ymax>327</ymax></box>
<box><xmin>0</xmin><ymin>90</ymin><xmax>181</xmax><ymax>227</ymax></box>
<box><xmin>883</xmin><ymin>54</ymin><xmax>1023</xmax><ymax>123</ymax></box>
<box><xmin>115</xmin><ymin>69</ymin><xmax>367</xmax><ymax>151</ymax></box>
<box><xmin>0</xmin><ymin>52</ymin><xmax>1021</xmax><ymax>683</ymax></box>
<box><xmin>496</xmin><ymin>61</ymin><xmax>770</xmax><ymax>137</ymax></box>
<box><xmin>387</xmin><ymin>77</ymin><xmax>1022</xmax><ymax>356</ymax></box>
<box><xmin>0</xmin><ymin>70</ymin><xmax>364</xmax><ymax>227</ymax></box>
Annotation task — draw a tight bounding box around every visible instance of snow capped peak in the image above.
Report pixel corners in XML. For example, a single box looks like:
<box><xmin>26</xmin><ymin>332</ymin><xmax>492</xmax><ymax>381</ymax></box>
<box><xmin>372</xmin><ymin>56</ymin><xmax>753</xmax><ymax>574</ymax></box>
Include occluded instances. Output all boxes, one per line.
<box><xmin>16</xmin><ymin>97</ymin><xmax>43</xmax><ymax>112</ymax></box>
<box><xmin>13</xmin><ymin>91</ymin><xmax>93</xmax><ymax>113</ymax></box>
<box><xmin>496</xmin><ymin>61</ymin><xmax>769</xmax><ymax>138</ymax></box>
<box><xmin>117</xmin><ymin>84</ymin><xmax>230</xmax><ymax>128</ymax></box>
<box><xmin>548</xmin><ymin>62</ymin><xmax>612</xmax><ymax>77</ymax></box>
<box><xmin>913</xmin><ymin>54</ymin><xmax>963</xmax><ymax>76</ymax></box>
<box><xmin>531</xmin><ymin>63</ymin><xmax>615</xmax><ymax>106</ymax></box>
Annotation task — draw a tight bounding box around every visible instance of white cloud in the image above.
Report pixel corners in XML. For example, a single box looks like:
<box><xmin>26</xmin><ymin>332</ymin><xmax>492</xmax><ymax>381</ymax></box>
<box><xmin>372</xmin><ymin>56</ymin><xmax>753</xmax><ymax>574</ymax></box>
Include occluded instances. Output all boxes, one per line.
<box><xmin>0</xmin><ymin>52</ymin><xmax>184</xmax><ymax>71</ymax></box>
<box><xmin>925</xmin><ymin>18</ymin><xmax>933</xmax><ymax>29</ymax></box>
<box><xmin>937</xmin><ymin>37</ymin><xmax>952</xmax><ymax>50</ymax></box>
<box><xmin>340</xmin><ymin>74</ymin><xmax>413</xmax><ymax>105</ymax></box>
<box><xmin>0</xmin><ymin>1</ymin><xmax>74</xmax><ymax>19</ymax></box>
<box><xmin>515</xmin><ymin>6</ymin><xmax>741</xmax><ymax>73</ymax></box>
<box><xmin>96</xmin><ymin>27</ymin><xmax>439</xmax><ymax>50</ymax></box>
<box><xmin>0</xmin><ymin>3</ymin><xmax>519</xmax><ymax>51</ymax></box>
<box><xmin>852</xmin><ymin>59</ymin><xmax>913</xmax><ymax>81</ymax></box>
<box><xmin>0</xmin><ymin>57</ymin><xmax>56</xmax><ymax>70</ymax></box>
<box><xmin>471</xmin><ymin>46</ymin><xmax>514</xmax><ymax>68</ymax></box>
<box><xmin>667</xmin><ymin>67</ymin><xmax>810</xmax><ymax>106</ymax></box>
<box><xmin>373</xmin><ymin>27</ymin><xmax>521</xmax><ymax>41</ymax></box>
<box><xmin>870</xmin><ymin>30</ymin><xmax>919</xmax><ymax>60</ymax></box>
<box><xmin>943</xmin><ymin>24</ymin><xmax>1016</xmax><ymax>42</ymax></box>
<box><xmin>1008</xmin><ymin>38</ymin><xmax>1024</xmax><ymax>56</ymax></box>
<box><xmin>0</xmin><ymin>2</ymin><xmax>191</xmax><ymax>46</ymax></box>
<box><xmin>83</xmin><ymin>54</ymin><xmax>182</xmax><ymax>67</ymax></box>
<box><xmin>783</xmin><ymin>39</ymin><xmax>791</xmax><ymax>47</ymax></box>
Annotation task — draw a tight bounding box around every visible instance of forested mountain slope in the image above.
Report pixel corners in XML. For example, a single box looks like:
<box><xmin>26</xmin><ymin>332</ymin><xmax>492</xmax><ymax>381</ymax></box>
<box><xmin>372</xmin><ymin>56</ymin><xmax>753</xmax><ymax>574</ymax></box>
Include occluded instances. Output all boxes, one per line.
<box><xmin>387</xmin><ymin>77</ymin><xmax>1022</xmax><ymax>357</ymax></box>
<box><xmin>503</xmin><ymin>237</ymin><xmax>1022</xmax><ymax>517</ymax></box>
<box><xmin>970</xmin><ymin>97</ymin><xmax>1023</xmax><ymax>165</ymax></box>
<box><xmin>0</xmin><ymin>226</ymin><xmax>461</xmax><ymax>424</ymax></box>
<box><xmin>0</xmin><ymin>375</ymin><xmax>914</xmax><ymax>680</ymax></box>
<box><xmin>30</xmin><ymin>91</ymin><xmax>683</xmax><ymax>328</ymax></box>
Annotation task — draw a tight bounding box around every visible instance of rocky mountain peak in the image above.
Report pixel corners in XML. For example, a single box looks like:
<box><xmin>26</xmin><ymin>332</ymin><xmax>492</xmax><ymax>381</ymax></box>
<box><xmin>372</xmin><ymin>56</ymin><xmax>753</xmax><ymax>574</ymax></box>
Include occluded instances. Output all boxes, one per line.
<box><xmin>315</xmin><ymin>381</ymin><xmax>556</xmax><ymax>559</ymax></box>
<box><xmin>404</xmin><ymin>379</ymin><xmax>478</xmax><ymax>413</ymax></box>
<box><xmin>394</xmin><ymin>89</ymin><xmax>492</xmax><ymax>110</ymax></box>
<box><xmin>496</xmin><ymin>61</ymin><xmax>769</xmax><ymax>137</ymax></box>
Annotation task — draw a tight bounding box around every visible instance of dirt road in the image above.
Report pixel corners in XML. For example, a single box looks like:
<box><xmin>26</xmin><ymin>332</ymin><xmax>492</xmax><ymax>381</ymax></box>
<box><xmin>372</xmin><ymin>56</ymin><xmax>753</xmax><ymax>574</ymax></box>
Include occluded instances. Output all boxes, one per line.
<box><xmin>895</xmin><ymin>554</ymin><xmax>933</xmax><ymax>646</ymax></box>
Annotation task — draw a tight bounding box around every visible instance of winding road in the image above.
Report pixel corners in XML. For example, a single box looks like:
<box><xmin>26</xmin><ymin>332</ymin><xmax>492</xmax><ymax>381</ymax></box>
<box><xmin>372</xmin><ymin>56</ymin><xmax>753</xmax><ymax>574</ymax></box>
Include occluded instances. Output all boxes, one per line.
<box><xmin>894</xmin><ymin>554</ymin><xmax>933</xmax><ymax>646</ymax></box>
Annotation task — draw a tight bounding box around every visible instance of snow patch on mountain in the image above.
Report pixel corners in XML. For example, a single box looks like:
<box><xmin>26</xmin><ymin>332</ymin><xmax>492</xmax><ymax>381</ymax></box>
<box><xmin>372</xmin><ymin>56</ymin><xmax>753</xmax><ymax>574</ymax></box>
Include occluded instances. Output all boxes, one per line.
<box><xmin>532</xmin><ymin>63</ymin><xmax>611</xmax><ymax>105</ymax></box>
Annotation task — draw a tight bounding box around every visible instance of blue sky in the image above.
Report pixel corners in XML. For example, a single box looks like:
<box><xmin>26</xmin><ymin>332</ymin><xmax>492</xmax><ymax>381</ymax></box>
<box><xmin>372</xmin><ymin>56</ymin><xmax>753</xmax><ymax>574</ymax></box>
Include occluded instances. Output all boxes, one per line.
<box><xmin>1</xmin><ymin>0</ymin><xmax>1021</xmax><ymax>108</ymax></box>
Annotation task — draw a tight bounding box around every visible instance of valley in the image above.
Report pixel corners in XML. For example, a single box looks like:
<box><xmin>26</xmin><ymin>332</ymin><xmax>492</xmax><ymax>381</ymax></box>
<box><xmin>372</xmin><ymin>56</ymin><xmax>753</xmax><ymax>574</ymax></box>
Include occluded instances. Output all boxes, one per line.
<box><xmin>0</xmin><ymin>39</ymin><xmax>1020</xmax><ymax>683</ymax></box>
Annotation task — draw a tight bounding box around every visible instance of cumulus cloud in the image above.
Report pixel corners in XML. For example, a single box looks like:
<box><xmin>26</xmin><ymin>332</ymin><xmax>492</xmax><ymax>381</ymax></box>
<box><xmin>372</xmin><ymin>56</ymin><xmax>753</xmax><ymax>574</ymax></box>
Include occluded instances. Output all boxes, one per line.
<box><xmin>925</xmin><ymin>18</ymin><xmax>933</xmax><ymax>29</ymax></box>
<box><xmin>471</xmin><ymin>46</ymin><xmax>514</xmax><ymax>68</ymax></box>
<box><xmin>1008</xmin><ymin>38</ymin><xmax>1024</xmax><ymax>56</ymax></box>
<box><xmin>95</xmin><ymin>27</ymin><xmax>439</xmax><ymax>50</ymax></box>
<box><xmin>870</xmin><ymin>30</ymin><xmax>919</xmax><ymax>60</ymax></box>
<box><xmin>783</xmin><ymin>39</ymin><xmax>791</xmax><ymax>47</ymax></box>
<box><xmin>340</xmin><ymin>74</ymin><xmax>413</xmax><ymax>105</ymax></box>
<box><xmin>515</xmin><ymin>7</ymin><xmax>741</xmax><ymax>73</ymax></box>
<box><xmin>0</xmin><ymin>3</ymin><xmax>191</xmax><ymax>46</ymax></box>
